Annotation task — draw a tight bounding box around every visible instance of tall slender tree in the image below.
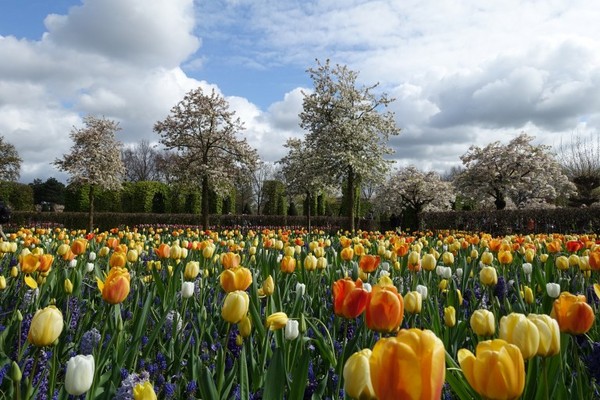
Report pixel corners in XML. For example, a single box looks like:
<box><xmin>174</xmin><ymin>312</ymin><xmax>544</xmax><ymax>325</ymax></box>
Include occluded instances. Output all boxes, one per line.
<box><xmin>154</xmin><ymin>87</ymin><xmax>258</xmax><ymax>228</ymax></box>
<box><xmin>54</xmin><ymin>116</ymin><xmax>125</xmax><ymax>231</ymax></box>
<box><xmin>300</xmin><ymin>59</ymin><xmax>401</xmax><ymax>230</ymax></box>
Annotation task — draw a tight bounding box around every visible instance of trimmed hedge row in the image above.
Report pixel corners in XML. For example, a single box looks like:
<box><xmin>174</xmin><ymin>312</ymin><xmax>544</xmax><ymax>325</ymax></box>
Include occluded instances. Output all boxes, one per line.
<box><xmin>420</xmin><ymin>207</ymin><xmax>600</xmax><ymax>235</ymax></box>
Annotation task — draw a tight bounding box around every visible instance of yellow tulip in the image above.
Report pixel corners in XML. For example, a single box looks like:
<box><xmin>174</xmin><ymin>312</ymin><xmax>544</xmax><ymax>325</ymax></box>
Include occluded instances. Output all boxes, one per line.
<box><xmin>133</xmin><ymin>381</ymin><xmax>157</xmax><ymax>400</ymax></box>
<box><xmin>458</xmin><ymin>339</ymin><xmax>525</xmax><ymax>400</ymax></box>
<box><xmin>499</xmin><ymin>313</ymin><xmax>540</xmax><ymax>360</ymax></box>
<box><xmin>304</xmin><ymin>254</ymin><xmax>317</xmax><ymax>271</ymax></box>
<box><xmin>28</xmin><ymin>306</ymin><xmax>64</xmax><ymax>347</ymax></box>
<box><xmin>421</xmin><ymin>253</ymin><xmax>437</xmax><ymax>271</ymax></box>
<box><xmin>238</xmin><ymin>315</ymin><xmax>252</xmax><ymax>338</ymax></box>
<box><xmin>64</xmin><ymin>278</ymin><xmax>73</xmax><ymax>294</ymax></box>
<box><xmin>444</xmin><ymin>306</ymin><xmax>456</xmax><ymax>328</ymax></box>
<box><xmin>404</xmin><ymin>291</ymin><xmax>422</xmax><ymax>314</ymax></box>
<box><xmin>221</xmin><ymin>290</ymin><xmax>249</xmax><ymax>323</ymax></box>
<box><xmin>0</xmin><ymin>276</ymin><xmax>6</xmax><ymax>290</ymax></box>
<box><xmin>555</xmin><ymin>255</ymin><xmax>569</xmax><ymax>271</ymax></box>
<box><xmin>442</xmin><ymin>251</ymin><xmax>454</xmax><ymax>266</ymax></box>
<box><xmin>343</xmin><ymin>349</ymin><xmax>376</xmax><ymax>400</ymax></box>
<box><xmin>470</xmin><ymin>309</ymin><xmax>495</xmax><ymax>337</ymax></box>
<box><xmin>480</xmin><ymin>251</ymin><xmax>494</xmax><ymax>265</ymax></box>
<box><xmin>369</xmin><ymin>328</ymin><xmax>446</xmax><ymax>400</ymax></box>
<box><xmin>497</xmin><ymin>250</ymin><xmax>513</xmax><ymax>265</ymax></box>
<box><xmin>219</xmin><ymin>267</ymin><xmax>253</xmax><ymax>293</ymax></box>
<box><xmin>266</xmin><ymin>312</ymin><xmax>289</xmax><ymax>330</ymax></box>
<box><xmin>480</xmin><ymin>266</ymin><xmax>498</xmax><ymax>287</ymax></box>
<box><xmin>526</xmin><ymin>314</ymin><xmax>560</xmax><ymax>357</ymax></box>
<box><xmin>184</xmin><ymin>261</ymin><xmax>200</xmax><ymax>280</ymax></box>
<box><xmin>258</xmin><ymin>275</ymin><xmax>274</xmax><ymax>297</ymax></box>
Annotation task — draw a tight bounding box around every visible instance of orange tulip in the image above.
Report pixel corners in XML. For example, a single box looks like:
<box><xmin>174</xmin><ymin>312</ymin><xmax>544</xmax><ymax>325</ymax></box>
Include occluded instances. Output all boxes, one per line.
<box><xmin>280</xmin><ymin>255</ymin><xmax>296</xmax><ymax>273</ymax></box>
<box><xmin>341</xmin><ymin>247</ymin><xmax>354</xmax><ymax>262</ymax></box>
<box><xmin>97</xmin><ymin>267</ymin><xmax>131</xmax><ymax>305</ymax></box>
<box><xmin>38</xmin><ymin>254</ymin><xmax>54</xmax><ymax>273</ymax></box>
<box><xmin>221</xmin><ymin>252</ymin><xmax>241</xmax><ymax>269</ymax></box>
<box><xmin>589</xmin><ymin>250</ymin><xmax>600</xmax><ymax>271</ymax></box>
<box><xmin>359</xmin><ymin>254</ymin><xmax>380</xmax><ymax>273</ymax></box>
<box><xmin>550</xmin><ymin>292</ymin><xmax>595</xmax><ymax>334</ymax></box>
<box><xmin>155</xmin><ymin>243</ymin><xmax>170</xmax><ymax>259</ymax></box>
<box><xmin>332</xmin><ymin>278</ymin><xmax>369</xmax><ymax>319</ymax></box>
<box><xmin>70</xmin><ymin>238</ymin><xmax>88</xmax><ymax>256</ymax></box>
<box><xmin>220</xmin><ymin>267</ymin><xmax>253</xmax><ymax>292</ymax></box>
<box><xmin>497</xmin><ymin>250</ymin><xmax>513</xmax><ymax>265</ymax></box>
<box><xmin>20</xmin><ymin>254</ymin><xmax>40</xmax><ymax>274</ymax></box>
<box><xmin>366</xmin><ymin>284</ymin><xmax>404</xmax><ymax>333</ymax></box>
<box><xmin>546</xmin><ymin>240</ymin><xmax>562</xmax><ymax>254</ymax></box>
<box><xmin>369</xmin><ymin>329</ymin><xmax>445</xmax><ymax>400</ymax></box>
<box><xmin>109</xmin><ymin>251</ymin><xmax>127</xmax><ymax>269</ymax></box>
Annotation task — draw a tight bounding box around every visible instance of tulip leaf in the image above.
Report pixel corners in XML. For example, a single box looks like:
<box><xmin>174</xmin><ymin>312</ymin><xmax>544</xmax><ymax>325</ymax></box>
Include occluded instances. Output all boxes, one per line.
<box><xmin>239</xmin><ymin>347</ymin><xmax>249</xmax><ymax>400</ymax></box>
<box><xmin>263</xmin><ymin>347</ymin><xmax>285</xmax><ymax>400</ymax></box>
<box><xmin>199</xmin><ymin>366</ymin><xmax>219</xmax><ymax>400</ymax></box>
<box><xmin>288</xmin><ymin>348</ymin><xmax>310</xmax><ymax>400</ymax></box>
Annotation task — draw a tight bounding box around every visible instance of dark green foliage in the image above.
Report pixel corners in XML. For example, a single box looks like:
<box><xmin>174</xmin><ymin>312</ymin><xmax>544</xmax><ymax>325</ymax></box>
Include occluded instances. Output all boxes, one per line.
<box><xmin>30</xmin><ymin>177</ymin><xmax>66</xmax><ymax>205</ymax></box>
<box><xmin>262</xmin><ymin>180</ymin><xmax>287</xmax><ymax>216</ymax></box>
<box><xmin>0</xmin><ymin>181</ymin><xmax>34</xmax><ymax>211</ymax></box>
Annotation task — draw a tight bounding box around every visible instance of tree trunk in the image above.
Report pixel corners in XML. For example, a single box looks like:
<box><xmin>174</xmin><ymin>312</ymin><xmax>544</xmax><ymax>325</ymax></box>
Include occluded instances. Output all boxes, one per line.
<box><xmin>494</xmin><ymin>195</ymin><xmax>506</xmax><ymax>210</ymax></box>
<box><xmin>306</xmin><ymin>191</ymin><xmax>312</xmax><ymax>232</ymax></box>
<box><xmin>88</xmin><ymin>184</ymin><xmax>95</xmax><ymax>233</ymax></box>
<box><xmin>201</xmin><ymin>175</ymin><xmax>210</xmax><ymax>229</ymax></box>
<box><xmin>347</xmin><ymin>165</ymin><xmax>355</xmax><ymax>231</ymax></box>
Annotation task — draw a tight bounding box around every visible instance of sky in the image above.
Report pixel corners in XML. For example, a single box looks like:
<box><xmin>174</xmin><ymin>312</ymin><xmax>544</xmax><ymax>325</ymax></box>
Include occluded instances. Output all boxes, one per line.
<box><xmin>1</xmin><ymin>0</ymin><xmax>600</xmax><ymax>184</ymax></box>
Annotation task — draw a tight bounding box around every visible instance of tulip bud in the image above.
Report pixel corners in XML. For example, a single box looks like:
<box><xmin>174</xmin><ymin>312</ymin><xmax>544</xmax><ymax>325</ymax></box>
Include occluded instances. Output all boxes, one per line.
<box><xmin>296</xmin><ymin>282</ymin><xmax>306</xmax><ymax>297</ymax></box>
<box><xmin>405</xmin><ymin>291</ymin><xmax>422</xmax><ymax>314</ymax></box>
<box><xmin>480</xmin><ymin>266</ymin><xmax>498</xmax><ymax>287</ymax></box>
<box><xmin>221</xmin><ymin>291</ymin><xmax>249</xmax><ymax>324</ymax></box>
<box><xmin>0</xmin><ymin>276</ymin><xmax>6</xmax><ymax>290</ymax></box>
<box><xmin>65</xmin><ymin>354</ymin><xmax>95</xmax><ymax>395</ymax></box>
<box><xmin>284</xmin><ymin>319</ymin><xmax>299</xmax><ymax>340</ymax></box>
<box><xmin>444</xmin><ymin>306</ymin><xmax>456</xmax><ymax>327</ymax></box>
<box><xmin>422</xmin><ymin>253</ymin><xmax>437</xmax><ymax>271</ymax></box>
<box><xmin>304</xmin><ymin>254</ymin><xmax>317</xmax><ymax>271</ymax></box>
<box><xmin>480</xmin><ymin>251</ymin><xmax>493</xmax><ymax>265</ymax></box>
<box><xmin>28</xmin><ymin>305</ymin><xmax>64</xmax><ymax>346</ymax></box>
<box><xmin>470</xmin><ymin>309</ymin><xmax>495</xmax><ymax>337</ymax></box>
<box><xmin>555</xmin><ymin>255</ymin><xmax>569</xmax><ymax>271</ymax></box>
<box><xmin>64</xmin><ymin>278</ymin><xmax>73</xmax><ymax>294</ymax></box>
<box><xmin>11</xmin><ymin>361</ymin><xmax>22</xmax><ymax>382</ymax></box>
<box><xmin>11</xmin><ymin>266</ymin><xmax>18</xmax><ymax>278</ymax></box>
<box><xmin>416</xmin><ymin>284</ymin><xmax>428</xmax><ymax>299</ymax></box>
<box><xmin>133</xmin><ymin>381</ymin><xmax>157</xmax><ymax>400</ymax></box>
<box><xmin>317</xmin><ymin>256</ymin><xmax>328</xmax><ymax>270</ymax></box>
<box><xmin>181</xmin><ymin>281</ymin><xmax>195</xmax><ymax>299</ymax></box>
<box><xmin>343</xmin><ymin>349</ymin><xmax>376</xmax><ymax>400</ymax></box>
<box><xmin>546</xmin><ymin>282</ymin><xmax>560</xmax><ymax>298</ymax></box>
<box><xmin>238</xmin><ymin>314</ymin><xmax>252</xmax><ymax>338</ymax></box>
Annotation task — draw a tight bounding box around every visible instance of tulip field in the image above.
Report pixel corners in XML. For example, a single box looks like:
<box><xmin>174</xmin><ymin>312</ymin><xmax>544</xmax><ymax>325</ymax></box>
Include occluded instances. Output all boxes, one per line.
<box><xmin>0</xmin><ymin>226</ymin><xmax>599</xmax><ymax>399</ymax></box>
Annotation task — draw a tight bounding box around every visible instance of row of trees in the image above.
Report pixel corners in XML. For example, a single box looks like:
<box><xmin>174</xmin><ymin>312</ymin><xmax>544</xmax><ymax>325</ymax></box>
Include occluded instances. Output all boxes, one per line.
<box><xmin>1</xmin><ymin>60</ymin><xmax>599</xmax><ymax>231</ymax></box>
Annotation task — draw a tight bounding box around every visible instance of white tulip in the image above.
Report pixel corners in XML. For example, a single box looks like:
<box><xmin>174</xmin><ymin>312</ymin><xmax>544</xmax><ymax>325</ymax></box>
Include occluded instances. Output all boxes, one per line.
<box><xmin>181</xmin><ymin>281</ymin><xmax>195</xmax><ymax>299</ymax></box>
<box><xmin>65</xmin><ymin>354</ymin><xmax>95</xmax><ymax>395</ymax></box>
<box><xmin>284</xmin><ymin>319</ymin><xmax>299</xmax><ymax>340</ymax></box>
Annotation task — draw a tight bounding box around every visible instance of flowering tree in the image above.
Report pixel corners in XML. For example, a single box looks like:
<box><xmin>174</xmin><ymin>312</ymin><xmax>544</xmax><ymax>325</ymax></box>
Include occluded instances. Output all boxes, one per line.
<box><xmin>0</xmin><ymin>135</ymin><xmax>22</xmax><ymax>182</ymax></box>
<box><xmin>454</xmin><ymin>133</ymin><xmax>575</xmax><ymax>210</ymax></box>
<box><xmin>54</xmin><ymin>116</ymin><xmax>125</xmax><ymax>231</ymax></box>
<box><xmin>300</xmin><ymin>59</ymin><xmax>401</xmax><ymax>230</ymax></box>
<box><xmin>154</xmin><ymin>87</ymin><xmax>258</xmax><ymax>228</ymax></box>
<box><xmin>374</xmin><ymin>166</ymin><xmax>455</xmax><ymax>229</ymax></box>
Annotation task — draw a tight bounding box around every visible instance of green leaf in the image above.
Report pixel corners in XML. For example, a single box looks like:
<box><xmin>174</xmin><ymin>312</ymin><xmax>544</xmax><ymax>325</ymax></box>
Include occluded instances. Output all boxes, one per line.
<box><xmin>263</xmin><ymin>347</ymin><xmax>286</xmax><ymax>400</ymax></box>
<box><xmin>199</xmin><ymin>366</ymin><xmax>219</xmax><ymax>400</ymax></box>
<box><xmin>288</xmin><ymin>348</ymin><xmax>310</xmax><ymax>400</ymax></box>
<box><xmin>239</xmin><ymin>347</ymin><xmax>250</xmax><ymax>400</ymax></box>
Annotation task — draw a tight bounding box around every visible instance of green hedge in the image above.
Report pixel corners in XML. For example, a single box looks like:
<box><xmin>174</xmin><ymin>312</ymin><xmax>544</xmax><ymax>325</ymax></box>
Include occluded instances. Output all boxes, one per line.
<box><xmin>420</xmin><ymin>207</ymin><xmax>600</xmax><ymax>235</ymax></box>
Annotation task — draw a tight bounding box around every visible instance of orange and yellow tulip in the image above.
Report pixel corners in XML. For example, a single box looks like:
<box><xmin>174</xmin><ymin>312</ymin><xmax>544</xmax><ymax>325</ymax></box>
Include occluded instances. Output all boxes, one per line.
<box><xmin>458</xmin><ymin>339</ymin><xmax>525</xmax><ymax>400</ymax></box>
<box><xmin>359</xmin><ymin>254</ymin><xmax>380</xmax><ymax>273</ymax></box>
<box><xmin>219</xmin><ymin>267</ymin><xmax>253</xmax><ymax>292</ymax></box>
<box><xmin>97</xmin><ymin>267</ymin><xmax>131</xmax><ymax>305</ymax></box>
<box><xmin>550</xmin><ymin>291</ymin><xmax>595</xmax><ymax>334</ymax></box>
<box><xmin>365</xmin><ymin>284</ymin><xmax>404</xmax><ymax>333</ymax></box>
<box><xmin>221</xmin><ymin>252</ymin><xmax>241</xmax><ymax>269</ymax></box>
<box><xmin>369</xmin><ymin>329</ymin><xmax>445</xmax><ymax>400</ymax></box>
<box><xmin>332</xmin><ymin>278</ymin><xmax>369</xmax><ymax>319</ymax></box>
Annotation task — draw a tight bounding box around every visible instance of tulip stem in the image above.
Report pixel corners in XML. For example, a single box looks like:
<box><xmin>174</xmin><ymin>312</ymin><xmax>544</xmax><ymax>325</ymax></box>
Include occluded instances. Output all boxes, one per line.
<box><xmin>572</xmin><ymin>337</ymin><xmax>584</xmax><ymax>400</ymax></box>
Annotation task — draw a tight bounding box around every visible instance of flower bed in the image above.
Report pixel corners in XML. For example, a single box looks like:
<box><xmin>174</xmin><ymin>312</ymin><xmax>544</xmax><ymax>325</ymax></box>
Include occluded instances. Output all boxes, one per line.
<box><xmin>0</xmin><ymin>227</ymin><xmax>598</xmax><ymax>399</ymax></box>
